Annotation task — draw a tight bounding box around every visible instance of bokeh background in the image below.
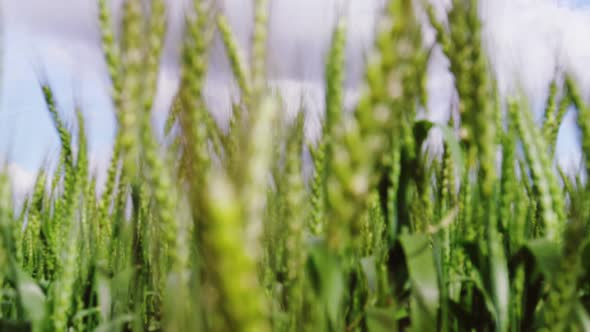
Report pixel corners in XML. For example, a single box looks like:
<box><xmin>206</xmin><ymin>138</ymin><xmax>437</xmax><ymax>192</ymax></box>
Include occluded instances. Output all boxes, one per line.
<box><xmin>1</xmin><ymin>0</ymin><xmax>589</xmax><ymax>198</ymax></box>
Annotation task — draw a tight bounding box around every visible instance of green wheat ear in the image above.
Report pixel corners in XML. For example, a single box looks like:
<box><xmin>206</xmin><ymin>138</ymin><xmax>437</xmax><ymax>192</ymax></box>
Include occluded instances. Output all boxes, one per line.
<box><xmin>509</xmin><ymin>98</ymin><xmax>564</xmax><ymax>241</ymax></box>
<box><xmin>118</xmin><ymin>0</ymin><xmax>143</xmax><ymax>179</ymax></box>
<box><xmin>217</xmin><ymin>12</ymin><xmax>252</xmax><ymax>164</ymax></box>
<box><xmin>322</xmin><ymin>18</ymin><xmax>347</xmax><ymax>249</ymax></box>
<box><xmin>542</xmin><ymin>78</ymin><xmax>559</xmax><ymax>139</ymax></box>
<box><xmin>251</xmin><ymin>0</ymin><xmax>270</xmax><ymax>99</ymax></box>
<box><xmin>178</xmin><ymin>0</ymin><xmax>212</xmax><ymax>209</ymax></box>
<box><xmin>42</xmin><ymin>85</ymin><xmax>73</xmax><ymax>174</ymax></box>
<box><xmin>309</xmin><ymin>140</ymin><xmax>326</xmax><ymax>235</ymax></box>
<box><xmin>2</xmin><ymin>0</ymin><xmax>590</xmax><ymax>331</ymax></box>
<box><xmin>143</xmin><ymin>0</ymin><xmax>166</xmax><ymax>113</ymax></box>
<box><xmin>566</xmin><ymin>76</ymin><xmax>590</xmax><ymax>173</ymax></box>
<box><xmin>42</xmin><ymin>85</ymin><xmax>78</xmax><ymax>248</ymax></box>
<box><xmin>97</xmin><ymin>0</ymin><xmax>122</xmax><ymax>250</ymax></box>
<box><xmin>40</xmin><ymin>88</ymin><xmax>82</xmax><ymax>332</ymax></box>
<box><xmin>76</xmin><ymin>108</ymin><xmax>89</xmax><ymax>193</ymax></box>
<box><xmin>98</xmin><ymin>0</ymin><xmax>122</xmax><ymax>109</ymax></box>
<box><xmin>550</xmin><ymin>90</ymin><xmax>571</xmax><ymax>152</ymax></box>
<box><xmin>283</xmin><ymin>112</ymin><xmax>306</xmax><ymax>312</ymax></box>
<box><xmin>308</xmin><ymin>18</ymin><xmax>346</xmax><ymax>238</ymax></box>
<box><xmin>203</xmin><ymin>169</ymin><xmax>270</xmax><ymax>332</ymax></box>
<box><xmin>217</xmin><ymin>14</ymin><xmax>251</xmax><ymax>102</ymax></box>
<box><xmin>241</xmin><ymin>95</ymin><xmax>278</xmax><ymax>261</ymax></box>
<box><xmin>500</xmin><ymin>106</ymin><xmax>522</xmax><ymax>248</ymax></box>
<box><xmin>134</xmin><ymin>1</ymin><xmax>189</xmax><ymax>300</ymax></box>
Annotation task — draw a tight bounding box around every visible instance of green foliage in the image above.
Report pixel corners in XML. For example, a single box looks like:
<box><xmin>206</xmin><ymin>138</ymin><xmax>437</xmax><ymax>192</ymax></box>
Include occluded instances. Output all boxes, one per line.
<box><xmin>0</xmin><ymin>0</ymin><xmax>589</xmax><ymax>331</ymax></box>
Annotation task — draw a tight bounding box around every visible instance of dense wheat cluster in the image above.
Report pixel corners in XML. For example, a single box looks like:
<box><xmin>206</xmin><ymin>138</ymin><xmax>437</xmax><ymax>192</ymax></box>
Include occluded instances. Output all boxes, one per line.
<box><xmin>0</xmin><ymin>0</ymin><xmax>589</xmax><ymax>331</ymax></box>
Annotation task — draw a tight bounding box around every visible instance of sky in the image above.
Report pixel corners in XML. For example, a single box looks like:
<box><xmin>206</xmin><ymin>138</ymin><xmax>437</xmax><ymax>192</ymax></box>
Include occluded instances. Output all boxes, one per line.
<box><xmin>1</xmin><ymin>0</ymin><xmax>590</xmax><ymax>197</ymax></box>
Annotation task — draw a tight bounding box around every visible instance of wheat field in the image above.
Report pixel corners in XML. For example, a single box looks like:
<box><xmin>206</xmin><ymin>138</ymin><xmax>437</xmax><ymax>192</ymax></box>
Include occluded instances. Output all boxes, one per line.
<box><xmin>0</xmin><ymin>0</ymin><xmax>589</xmax><ymax>331</ymax></box>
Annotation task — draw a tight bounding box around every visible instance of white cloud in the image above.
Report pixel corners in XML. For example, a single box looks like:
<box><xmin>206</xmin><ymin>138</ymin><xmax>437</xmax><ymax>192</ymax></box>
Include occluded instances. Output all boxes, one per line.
<box><xmin>6</xmin><ymin>163</ymin><xmax>37</xmax><ymax>202</ymax></box>
<box><xmin>480</xmin><ymin>0</ymin><xmax>590</xmax><ymax>99</ymax></box>
<box><xmin>4</xmin><ymin>0</ymin><xmax>98</xmax><ymax>44</ymax></box>
<box><xmin>478</xmin><ymin>0</ymin><xmax>590</xmax><ymax>171</ymax></box>
<box><xmin>4</xmin><ymin>0</ymin><xmax>590</xmax><ymax>179</ymax></box>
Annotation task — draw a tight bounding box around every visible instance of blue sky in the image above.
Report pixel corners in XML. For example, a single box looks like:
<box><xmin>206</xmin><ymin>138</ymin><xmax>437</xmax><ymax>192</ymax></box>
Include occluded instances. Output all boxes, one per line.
<box><xmin>1</xmin><ymin>0</ymin><xmax>590</xmax><ymax>196</ymax></box>
<box><xmin>1</xmin><ymin>0</ymin><xmax>115</xmax><ymax>179</ymax></box>
<box><xmin>570</xmin><ymin>0</ymin><xmax>590</xmax><ymax>6</ymax></box>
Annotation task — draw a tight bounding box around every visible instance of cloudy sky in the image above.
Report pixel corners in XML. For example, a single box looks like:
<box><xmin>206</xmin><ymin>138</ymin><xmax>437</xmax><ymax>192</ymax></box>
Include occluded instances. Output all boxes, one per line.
<box><xmin>1</xmin><ymin>0</ymin><xmax>590</xmax><ymax>196</ymax></box>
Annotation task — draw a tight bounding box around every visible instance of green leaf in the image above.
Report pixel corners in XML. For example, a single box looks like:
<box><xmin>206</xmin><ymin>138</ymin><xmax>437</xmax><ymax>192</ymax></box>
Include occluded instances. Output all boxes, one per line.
<box><xmin>488</xmin><ymin>189</ymin><xmax>509</xmax><ymax>332</ymax></box>
<box><xmin>307</xmin><ymin>243</ymin><xmax>345</xmax><ymax>330</ymax></box>
<box><xmin>16</xmin><ymin>273</ymin><xmax>46</xmax><ymax>328</ymax></box>
<box><xmin>1</xmin><ymin>268</ymin><xmax>47</xmax><ymax>330</ymax></box>
<box><xmin>365</xmin><ymin>306</ymin><xmax>406</xmax><ymax>332</ymax></box>
<box><xmin>488</xmin><ymin>232</ymin><xmax>509</xmax><ymax>332</ymax></box>
<box><xmin>96</xmin><ymin>272</ymin><xmax>112</xmax><ymax>323</ymax></box>
<box><xmin>455</xmin><ymin>241</ymin><xmax>497</xmax><ymax>321</ymax></box>
<box><xmin>72</xmin><ymin>307</ymin><xmax>101</xmax><ymax>322</ymax></box>
<box><xmin>508</xmin><ymin>239</ymin><xmax>562</xmax><ymax>329</ymax></box>
<box><xmin>581</xmin><ymin>240</ymin><xmax>590</xmax><ymax>275</ymax></box>
<box><xmin>523</xmin><ymin>239</ymin><xmax>561</xmax><ymax>280</ymax></box>
<box><xmin>411</xmin><ymin>120</ymin><xmax>464</xmax><ymax>182</ymax></box>
<box><xmin>448</xmin><ymin>298</ymin><xmax>494</xmax><ymax>330</ymax></box>
<box><xmin>94</xmin><ymin>314</ymin><xmax>135</xmax><ymax>332</ymax></box>
<box><xmin>398</xmin><ymin>234</ymin><xmax>439</xmax><ymax>332</ymax></box>
<box><xmin>360</xmin><ymin>256</ymin><xmax>377</xmax><ymax>293</ymax></box>
<box><xmin>577</xmin><ymin>302</ymin><xmax>590</xmax><ymax>331</ymax></box>
<box><xmin>0</xmin><ymin>319</ymin><xmax>32</xmax><ymax>332</ymax></box>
